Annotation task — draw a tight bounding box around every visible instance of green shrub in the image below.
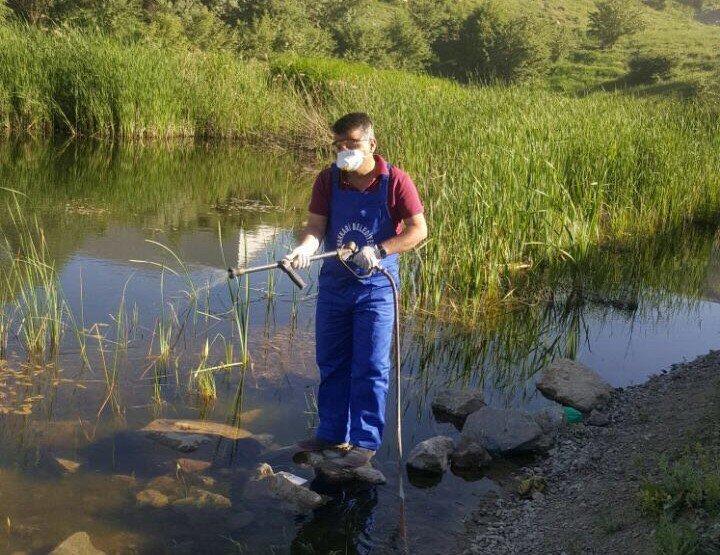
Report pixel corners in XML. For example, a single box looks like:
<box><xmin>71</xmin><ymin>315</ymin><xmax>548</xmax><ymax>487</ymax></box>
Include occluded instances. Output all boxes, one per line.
<box><xmin>451</xmin><ymin>2</ymin><xmax>552</xmax><ymax>83</ymax></box>
<box><xmin>627</xmin><ymin>51</ymin><xmax>678</xmax><ymax>83</ymax></box>
<box><xmin>588</xmin><ymin>0</ymin><xmax>645</xmax><ymax>48</ymax></box>
<box><xmin>655</xmin><ymin>517</ymin><xmax>699</xmax><ymax>555</ymax></box>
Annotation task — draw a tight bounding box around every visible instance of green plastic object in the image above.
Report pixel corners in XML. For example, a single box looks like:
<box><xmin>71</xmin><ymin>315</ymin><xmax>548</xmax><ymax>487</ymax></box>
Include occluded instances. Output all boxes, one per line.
<box><xmin>563</xmin><ymin>406</ymin><xmax>583</xmax><ymax>423</ymax></box>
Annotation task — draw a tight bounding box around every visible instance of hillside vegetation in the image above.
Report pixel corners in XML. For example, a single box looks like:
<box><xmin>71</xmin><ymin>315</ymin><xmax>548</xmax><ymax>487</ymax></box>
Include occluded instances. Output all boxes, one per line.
<box><xmin>1</xmin><ymin>0</ymin><xmax>719</xmax><ymax>94</ymax></box>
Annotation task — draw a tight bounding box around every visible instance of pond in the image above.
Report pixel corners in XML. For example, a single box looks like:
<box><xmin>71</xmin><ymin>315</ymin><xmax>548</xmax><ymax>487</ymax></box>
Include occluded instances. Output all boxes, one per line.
<box><xmin>0</xmin><ymin>140</ymin><xmax>719</xmax><ymax>554</ymax></box>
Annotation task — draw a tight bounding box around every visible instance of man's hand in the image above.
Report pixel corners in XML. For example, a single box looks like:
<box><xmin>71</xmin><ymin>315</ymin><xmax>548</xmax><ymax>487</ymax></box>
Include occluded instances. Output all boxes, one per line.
<box><xmin>284</xmin><ymin>244</ymin><xmax>316</xmax><ymax>269</ymax></box>
<box><xmin>354</xmin><ymin>246</ymin><xmax>381</xmax><ymax>271</ymax></box>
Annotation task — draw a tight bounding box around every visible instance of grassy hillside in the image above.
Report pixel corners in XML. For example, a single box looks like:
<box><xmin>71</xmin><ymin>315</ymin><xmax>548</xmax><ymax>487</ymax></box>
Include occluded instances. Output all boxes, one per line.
<box><xmin>514</xmin><ymin>0</ymin><xmax>720</xmax><ymax>93</ymax></box>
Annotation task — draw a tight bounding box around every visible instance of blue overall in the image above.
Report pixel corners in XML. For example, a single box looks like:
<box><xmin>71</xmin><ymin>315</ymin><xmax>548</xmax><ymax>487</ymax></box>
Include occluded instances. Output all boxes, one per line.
<box><xmin>315</xmin><ymin>163</ymin><xmax>399</xmax><ymax>451</ymax></box>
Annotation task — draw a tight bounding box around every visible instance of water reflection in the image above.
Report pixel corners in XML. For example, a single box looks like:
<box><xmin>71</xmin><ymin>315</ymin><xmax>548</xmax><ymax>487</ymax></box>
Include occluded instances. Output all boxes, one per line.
<box><xmin>0</xmin><ymin>140</ymin><xmax>719</xmax><ymax>553</ymax></box>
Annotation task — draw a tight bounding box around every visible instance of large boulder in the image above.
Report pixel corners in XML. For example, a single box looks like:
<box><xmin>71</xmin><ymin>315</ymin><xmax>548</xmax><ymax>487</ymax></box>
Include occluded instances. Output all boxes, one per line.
<box><xmin>536</xmin><ymin>359</ymin><xmax>612</xmax><ymax>412</ymax></box>
<box><xmin>461</xmin><ymin>407</ymin><xmax>546</xmax><ymax>456</ymax></box>
<box><xmin>50</xmin><ymin>532</ymin><xmax>105</xmax><ymax>555</ymax></box>
<box><xmin>431</xmin><ymin>389</ymin><xmax>486</xmax><ymax>427</ymax></box>
<box><xmin>406</xmin><ymin>436</ymin><xmax>454</xmax><ymax>474</ymax></box>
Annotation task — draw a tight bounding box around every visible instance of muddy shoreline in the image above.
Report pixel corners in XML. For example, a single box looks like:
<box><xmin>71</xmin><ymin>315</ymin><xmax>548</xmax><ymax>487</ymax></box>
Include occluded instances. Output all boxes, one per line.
<box><xmin>458</xmin><ymin>349</ymin><xmax>720</xmax><ymax>555</ymax></box>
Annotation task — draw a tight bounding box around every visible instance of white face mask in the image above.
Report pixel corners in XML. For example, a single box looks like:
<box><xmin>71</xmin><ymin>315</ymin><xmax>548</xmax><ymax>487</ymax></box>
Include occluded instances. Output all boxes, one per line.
<box><xmin>336</xmin><ymin>149</ymin><xmax>366</xmax><ymax>172</ymax></box>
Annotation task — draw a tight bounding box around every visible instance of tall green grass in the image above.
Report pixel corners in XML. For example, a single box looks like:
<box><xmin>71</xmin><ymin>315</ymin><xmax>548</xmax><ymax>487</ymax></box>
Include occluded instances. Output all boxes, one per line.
<box><xmin>0</xmin><ymin>23</ymin><xmax>309</xmax><ymax>139</ymax></box>
<box><xmin>273</xmin><ymin>57</ymin><xmax>720</xmax><ymax>316</ymax></box>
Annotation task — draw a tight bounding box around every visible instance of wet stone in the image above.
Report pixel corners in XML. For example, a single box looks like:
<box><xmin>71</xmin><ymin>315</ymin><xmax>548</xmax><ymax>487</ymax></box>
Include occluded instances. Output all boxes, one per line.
<box><xmin>244</xmin><ymin>463</ymin><xmax>327</xmax><ymax>512</ymax></box>
<box><xmin>172</xmin><ymin>488</ymin><xmax>232</xmax><ymax>513</ymax></box>
<box><xmin>406</xmin><ymin>436</ymin><xmax>454</xmax><ymax>474</ymax></box>
<box><xmin>136</xmin><ymin>489</ymin><xmax>170</xmax><ymax>508</ymax></box>
<box><xmin>50</xmin><ymin>532</ymin><xmax>105</xmax><ymax>555</ymax></box>
<box><xmin>461</xmin><ymin>407</ymin><xmax>547</xmax><ymax>456</ymax></box>
<box><xmin>536</xmin><ymin>358</ymin><xmax>612</xmax><ymax>412</ymax></box>
<box><xmin>176</xmin><ymin>458</ymin><xmax>212</xmax><ymax>474</ymax></box>
<box><xmin>146</xmin><ymin>431</ymin><xmax>211</xmax><ymax>453</ymax></box>
<box><xmin>142</xmin><ymin>419</ymin><xmax>253</xmax><ymax>441</ymax></box>
<box><xmin>451</xmin><ymin>437</ymin><xmax>492</xmax><ymax>470</ymax></box>
<box><xmin>53</xmin><ymin>456</ymin><xmax>81</xmax><ymax>474</ymax></box>
<box><xmin>146</xmin><ymin>475</ymin><xmax>184</xmax><ymax>499</ymax></box>
<box><xmin>431</xmin><ymin>389</ymin><xmax>486</xmax><ymax>427</ymax></box>
<box><xmin>294</xmin><ymin>450</ymin><xmax>387</xmax><ymax>485</ymax></box>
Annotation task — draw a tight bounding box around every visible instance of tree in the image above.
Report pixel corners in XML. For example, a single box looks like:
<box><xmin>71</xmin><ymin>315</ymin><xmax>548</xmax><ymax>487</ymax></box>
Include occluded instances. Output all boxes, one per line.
<box><xmin>587</xmin><ymin>0</ymin><xmax>645</xmax><ymax>49</ymax></box>
<box><xmin>450</xmin><ymin>2</ymin><xmax>552</xmax><ymax>83</ymax></box>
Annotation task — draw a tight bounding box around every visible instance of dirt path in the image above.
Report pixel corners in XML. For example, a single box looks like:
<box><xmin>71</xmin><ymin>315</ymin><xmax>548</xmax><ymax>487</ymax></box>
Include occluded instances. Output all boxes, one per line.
<box><xmin>459</xmin><ymin>349</ymin><xmax>720</xmax><ymax>555</ymax></box>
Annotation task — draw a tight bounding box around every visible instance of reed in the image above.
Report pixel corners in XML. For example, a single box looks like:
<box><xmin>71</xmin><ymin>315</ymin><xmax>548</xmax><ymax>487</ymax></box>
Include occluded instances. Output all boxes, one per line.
<box><xmin>0</xmin><ymin>23</ymin><xmax>306</xmax><ymax>140</ymax></box>
<box><xmin>273</xmin><ymin>57</ymin><xmax>720</xmax><ymax>317</ymax></box>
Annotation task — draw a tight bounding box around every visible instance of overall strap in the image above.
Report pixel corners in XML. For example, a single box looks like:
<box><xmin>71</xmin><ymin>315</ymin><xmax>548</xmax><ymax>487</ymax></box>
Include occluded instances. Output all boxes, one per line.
<box><xmin>331</xmin><ymin>164</ymin><xmax>341</xmax><ymax>192</ymax></box>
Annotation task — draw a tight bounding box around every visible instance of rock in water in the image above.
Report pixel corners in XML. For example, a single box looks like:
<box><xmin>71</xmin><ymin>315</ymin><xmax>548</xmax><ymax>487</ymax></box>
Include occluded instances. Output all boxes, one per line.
<box><xmin>175</xmin><ymin>458</ymin><xmax>212</xmax><ymax>474</ymax></box>
<box><xmin>461</xmin><ymin>407</ymin><xmax>546</xmax><ymax>456</ymax></box>
<box><xmin>142</xmin><ymin>419</ymin><xmax>255</xmax><ymax>452</ymax></box>
<box><xmin>244</xmin><ymin>463</ymin><xmax>327</xmax><ymax>512</ymax></box>
<box><xmin>431</xmin><ymin>389</ymin><xmax>486</xmax><ymax>427</ymax></box>
<box><xmin>406</xmin><ymin>436</ymin><xmax>454</xmax><ymax>474</ymax></box>
<box><xmin>536</xmin><ymin>359</ymin><xmax>612</xmax><ymax>412</ymax></box>
<box><xmin>315</xmin><ymin>462</ymin><xmax>387</xmax><ymax>485</ymax></box>
<box><xmin>50</xmin><ymin>532</ymin><xmax>105</xmax><ymax>555</ymax></box>
<box><xmin>136</xmin><ymin>489</ymin><xmax>169</xmax><ymax>508</ymax></box>
<box><xmin>451</xmin><ymin>437</ymin><xmax>492</xmax><ymax>470</ymax></box>
<box><xmin>52</xmin><ymin>457</ymin><xmax>82</xmax><ymax>474</ymax></box>
<box><xmin>146</xmin><ymin>431</ymin><xmax>211</xmax><ymax>453</ymax></box>
<box><xmin>172</xmin><ymin>488</ymin><xmax>232</xmax><ymax>512</ymax></box>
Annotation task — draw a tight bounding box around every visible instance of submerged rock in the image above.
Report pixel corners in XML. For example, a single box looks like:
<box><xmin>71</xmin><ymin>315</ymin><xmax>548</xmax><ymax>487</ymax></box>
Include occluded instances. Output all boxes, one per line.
<box><xmin>536</xmin><ymin>359</ymin><xmax>612</xmax><ymax>412</ymax></box>
<box><xmin>142</xmin><ymin>419</ymin><xmax>253</xmax><ymax>441</ymax></box>
<box><xmin>50</xmin><ymin>532</ymin><xmax>105</xmax><ymax>555</ymax></box>
<box><xmin>146</xmin><ymin>431</ymin><xmax>211</xmax><ymax>453</ymax></box>
<box><xmin>244</xmin><ymin>463</ymin><xmax>327</xmax><ymax>512</ymax></box>
<box><xmin>146</xmin><ymin>475</ymin><xmax>184</xmax><ymax>499</ymax></box>
<box><xmin>172</xmin><ymin>488</ymin><xmax>231</xmax><ymax>512</ymax></box>
<box><xmin>406</xmin><ymin>436</ymin><xmax>454</xmax><ymax>474</ymax></box>
<box><xmin>175</xmin><ymin>458</ymin><xmax>212</xmax><ymax>474</ymax></box>
<box><xmin>142</xmin><ymin>419</ymin><xmax>256</xmax><ymax>453</ymax></box>
<box><xmin>136</xmin><ymin>489</ymin><xmax>169</xmax><ymax>508</ymax></box>
<box><xmin>431</xmin><ymin>389</ymin><xmax>486</xmax><ymax>427</ymax></box>
<box><xmin>451</xmin><ymin>437</ymin><xmax>492</xmax><ymax>470</ymax></box>
<box><xmin>52</xmin><ymin>457</ymin><xmax>81</xmax><ymax>474</ymax></box>
<box><xmin>461</xmin><ymin>407</ymin><xmax>546</xmax><ymax>456</ymax></box>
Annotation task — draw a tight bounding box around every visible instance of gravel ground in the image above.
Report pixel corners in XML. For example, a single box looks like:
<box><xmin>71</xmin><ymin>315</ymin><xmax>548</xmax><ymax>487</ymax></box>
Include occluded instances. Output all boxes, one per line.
<box><xmin>458</xmin><ymin>349</ymin><xmax>720</xmax><ymax>555</ymax></box>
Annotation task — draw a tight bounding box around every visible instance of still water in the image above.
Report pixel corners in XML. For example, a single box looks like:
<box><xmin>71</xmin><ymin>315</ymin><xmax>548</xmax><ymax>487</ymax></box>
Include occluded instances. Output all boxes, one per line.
<box><xmin>0</xmin><ymin>140</ymin><xmax>719</xmax><ymax>554</ymax></box>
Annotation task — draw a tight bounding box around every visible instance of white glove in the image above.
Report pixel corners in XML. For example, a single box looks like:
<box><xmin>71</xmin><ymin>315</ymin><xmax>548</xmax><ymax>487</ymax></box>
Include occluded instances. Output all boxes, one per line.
<box><xmin>284</xmin><ymin>244</ymin><xmax>315</xmax><ymax>269</ymax></box>
<box><xmin>354</xmin><ymin>245</ymin><xmax>381</xmax><ymax>271</ymax></box>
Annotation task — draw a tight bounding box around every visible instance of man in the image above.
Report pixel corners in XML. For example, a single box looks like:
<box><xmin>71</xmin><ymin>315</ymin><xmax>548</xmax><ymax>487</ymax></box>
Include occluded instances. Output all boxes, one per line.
<box><xmin>285</xmin><ymin>112</ymin><xmax>427</xmax><ymax>468</ymax></box>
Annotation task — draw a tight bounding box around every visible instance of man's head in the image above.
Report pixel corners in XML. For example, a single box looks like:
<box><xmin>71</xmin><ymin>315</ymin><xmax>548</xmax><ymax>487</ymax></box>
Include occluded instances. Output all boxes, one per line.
<box><xmin>331</xmin><ymin>112</ymin><xmax>377</xmax><ymax>155</ymax></box>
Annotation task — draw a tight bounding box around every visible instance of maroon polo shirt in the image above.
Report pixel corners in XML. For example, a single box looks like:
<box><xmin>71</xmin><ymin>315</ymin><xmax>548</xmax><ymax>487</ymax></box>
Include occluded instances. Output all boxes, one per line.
<box><xmin>308</xmin><ymin>155</ymin><xmax>424</xmax><ymax>235</ymax></box>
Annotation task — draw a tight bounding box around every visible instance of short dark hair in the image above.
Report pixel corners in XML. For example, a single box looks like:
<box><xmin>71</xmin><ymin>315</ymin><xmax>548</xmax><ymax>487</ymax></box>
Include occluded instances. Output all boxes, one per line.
<box><xmin>331</xmin><ymin>112</ymin><xmax>374</xmax><ymax>137</ymax></box>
